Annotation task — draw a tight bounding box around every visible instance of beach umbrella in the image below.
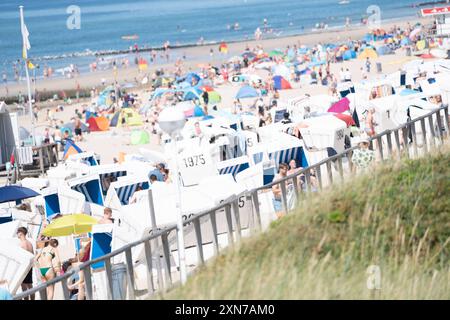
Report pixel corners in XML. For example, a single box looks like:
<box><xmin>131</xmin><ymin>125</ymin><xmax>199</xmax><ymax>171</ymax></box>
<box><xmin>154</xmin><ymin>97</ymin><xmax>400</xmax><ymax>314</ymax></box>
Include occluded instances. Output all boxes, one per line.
<box><xmin>327</xmin><ymin>97</ymin><xmax>350</xmax><ymax>113</ymax></box>
<box><xmin>236</xmin><ymin>85</ymin><xmax>259</xmax><ymax>99</ymax></box>
<box><xmin>0</xmin><ymin>185</ymin><xmax>40</xmax><ymax>204</ymax></box>
<box><xmin>42</xmin><ymin>214</ymin><xmax>98</xmax><ymax>237</ymax></box>
<box><xmin>273</xmin><ymin>75</ymin><xmax>292</xmax><ymax>90</ymax></box>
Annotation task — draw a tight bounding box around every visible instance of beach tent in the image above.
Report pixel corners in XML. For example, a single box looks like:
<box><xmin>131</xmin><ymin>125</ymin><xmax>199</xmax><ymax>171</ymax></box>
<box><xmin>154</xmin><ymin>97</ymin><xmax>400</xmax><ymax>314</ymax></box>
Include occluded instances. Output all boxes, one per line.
<box><xmin>63</xmin><ymin>121</ymin><xmax>89</xmax><ymax>134</ymax></box>
<box><xmin>153</xmin><ymin>76</ymin><xmax>173</xmax><ymax>88</ymax></box>
<box><xmin>400</xmin><ymin>37</ymin><xmax>411</xmax><ymax>46</ymax></box>
<box><xmin>327</xmin><ymin>97</ymin><xmax>350</xmax><ymax>113</ymax></box>
<box><xmin>376</xmin><ymin>45</ymin><xmax>393</xmax><ymax>56</ymax></box>
<box><xmin>205</xmin><ymin>91</ymin><xmax>222</xmax><ymax>105</ymax></box>
<box><xmin>416</xmin><ymin>40</ymin><xmax>426</xmax><ymax>51</ymax></box>
<box><xmin>363</xmin><ymin>33</ymin><xmax>374</xmax><ymax>42</ymax></box>
<box><xmin>0</xmin><ymin>107</ymin><xmax>16</xmax><ymax>166</ymax></box>
<box><xmin>273</xmin><ymin>76</ymin><xmax>292</xmax><ymax>90</ymax></box>
<box><xmin>193</xmin><ymin>105</ymin><xmax>205</xmax><ymax>117</ymax></box>
<box><xmin>184</xmin><ymin>73</ymin><xmax>201</xmax><ymax>86</ymax></box>
<box><xmin>183</xmin><ymin>88</ymin><xmax>201</xmax><ymax>101</ymax></box>
<box><xmin>130</xmin><ymin>130</ymin><xmax>150</xmax><ymax>145</ymax></box>
<box><xmin>63</xmin><ymin>139</ymin><xmax>83</xmax><ymax>160</ymax></box>
<box><xmin>269</xmin><ymin>49</ymin><xmax>284</xmax><ymax>57</ymax></box>
<box><xmin>236</xmin><ymin>85</ymin><xmax>260</xmax><ymax>99</ymax></box>
<box><xmin>110</xmin><ymin>108</ymin><xmax>143</xmax><ymax>127</ymax></box>
<box><xmin>87</xmin><ymin>116</ymin><xmax>110</xmax><ymax>132</ymax></box>
<box><xmin>343</xmin><ymin>50</ymin><xmax>357</xmax><ymax>61</ymax></box>
<box><xmin>358</xmin><ymin>48</ymin><xmax>378</xmax><ymax>59</ymax></box>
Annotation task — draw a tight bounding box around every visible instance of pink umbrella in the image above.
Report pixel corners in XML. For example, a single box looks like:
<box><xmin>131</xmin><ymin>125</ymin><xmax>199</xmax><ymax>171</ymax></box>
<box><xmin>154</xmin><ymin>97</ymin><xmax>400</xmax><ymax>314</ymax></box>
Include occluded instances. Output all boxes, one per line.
<box><xmin>327</xmin><ymin>97</ymin><xmax>350</xmax><ymax>113</ymax></box>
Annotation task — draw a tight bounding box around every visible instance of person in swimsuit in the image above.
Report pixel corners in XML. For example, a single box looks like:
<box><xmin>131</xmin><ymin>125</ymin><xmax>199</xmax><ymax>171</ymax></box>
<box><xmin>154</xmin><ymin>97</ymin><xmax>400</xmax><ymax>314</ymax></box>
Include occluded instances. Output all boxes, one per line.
<box><xmin>35</xmin><ymin>239</ymin><xmax>61</xmax><ymax>300</ymax></box>
<box><xmin>17</xmin><ymin>227</ymin><xmax>34</xmax><ymax>300</ymax></box>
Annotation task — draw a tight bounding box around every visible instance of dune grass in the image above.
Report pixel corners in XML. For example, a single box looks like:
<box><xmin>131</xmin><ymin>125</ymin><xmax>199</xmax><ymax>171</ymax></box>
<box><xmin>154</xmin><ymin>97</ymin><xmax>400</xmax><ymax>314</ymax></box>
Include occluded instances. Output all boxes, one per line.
<box><xmin>163</xmin><ymin>146</ymin><xmax>450</xmax><ymax>300</ymax></box>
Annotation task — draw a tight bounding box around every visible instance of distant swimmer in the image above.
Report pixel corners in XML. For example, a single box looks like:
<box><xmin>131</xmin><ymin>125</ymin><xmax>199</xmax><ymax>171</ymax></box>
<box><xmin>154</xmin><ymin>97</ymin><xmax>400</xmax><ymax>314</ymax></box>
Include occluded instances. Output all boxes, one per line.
<box><xmin>234</xmin><ymin>22</ymin><xmax>240</xmax><ymax>30</ymax></box>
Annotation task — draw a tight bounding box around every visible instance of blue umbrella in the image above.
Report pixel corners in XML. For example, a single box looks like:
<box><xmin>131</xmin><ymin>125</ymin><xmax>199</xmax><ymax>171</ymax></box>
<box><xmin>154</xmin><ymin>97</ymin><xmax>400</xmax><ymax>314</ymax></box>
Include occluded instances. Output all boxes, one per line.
<box><xmin>236</xmin><ymin>86</ymin><xmax>259</xmax><ymax>99</ymax></box>
<box><xmin>0</xmin><ymin>186</ymin><xmax>40</xmax><ymax>204</ymax></box>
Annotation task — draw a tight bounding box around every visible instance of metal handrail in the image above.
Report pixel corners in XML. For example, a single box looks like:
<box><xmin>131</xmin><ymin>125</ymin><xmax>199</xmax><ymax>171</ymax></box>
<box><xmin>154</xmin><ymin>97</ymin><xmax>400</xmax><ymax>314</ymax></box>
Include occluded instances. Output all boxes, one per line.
<box><xmin>13</xmin><ymin>105</ymin><xmax>449</xmax><ymax>300</ymax></box>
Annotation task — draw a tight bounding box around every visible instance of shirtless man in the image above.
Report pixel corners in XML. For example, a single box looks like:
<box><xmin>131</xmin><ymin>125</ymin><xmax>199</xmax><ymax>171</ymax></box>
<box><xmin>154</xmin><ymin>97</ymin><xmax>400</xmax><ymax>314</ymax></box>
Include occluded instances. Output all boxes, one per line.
<box><xmin>17</xmin><ymin>227</ymin><xmax>35</xmax><ymax>300</ymax></box>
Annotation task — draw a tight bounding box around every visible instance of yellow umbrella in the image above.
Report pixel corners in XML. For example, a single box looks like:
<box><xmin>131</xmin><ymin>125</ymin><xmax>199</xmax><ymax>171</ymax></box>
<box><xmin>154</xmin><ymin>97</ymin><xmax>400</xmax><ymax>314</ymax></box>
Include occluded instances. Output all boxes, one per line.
<box><xmin>42</xmin><ymin>214</ymin><xmax>99</xmax><ymax>237</ymax></box>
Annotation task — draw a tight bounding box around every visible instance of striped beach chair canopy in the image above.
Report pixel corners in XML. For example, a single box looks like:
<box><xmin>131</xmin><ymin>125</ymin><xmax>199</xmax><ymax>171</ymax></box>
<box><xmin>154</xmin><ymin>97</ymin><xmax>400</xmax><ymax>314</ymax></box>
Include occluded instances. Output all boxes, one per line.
<box><xmin>217</xmin><ymin>156</ymin><xmax>250</xmax><ymax>179</ymax></box>
<box><xmin>88</xmin><ymin>165</ymin><xmax>128</xmax><ymax>196</ymax></box>
<box><xmin>68</xmin><ymin>174</ymin><xmax>104</xmax><ymax>206</ymax></box>
<box><xmin>67</xmin><ymin>151</ymin><xmax>99</xmax><ymax>166</ymax></box>
<box><xmin>109</xmin><ymin>177</ymin><xmax>150</xmax><ymax>206</ymax></box>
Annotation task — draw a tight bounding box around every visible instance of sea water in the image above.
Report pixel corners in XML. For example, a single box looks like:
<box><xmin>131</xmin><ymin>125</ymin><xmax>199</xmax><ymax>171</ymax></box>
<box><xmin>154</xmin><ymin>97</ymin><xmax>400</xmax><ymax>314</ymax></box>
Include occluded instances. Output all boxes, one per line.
<box><xmin>0</xmin><ymin>0</ymin><xmax>420</xmax><ymax>80</ymax></box>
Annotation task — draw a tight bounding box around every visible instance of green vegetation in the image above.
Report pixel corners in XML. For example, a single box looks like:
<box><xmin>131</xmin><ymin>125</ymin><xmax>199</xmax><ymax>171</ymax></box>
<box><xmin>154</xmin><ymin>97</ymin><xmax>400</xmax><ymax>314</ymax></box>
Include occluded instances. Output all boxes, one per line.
<box><xmin>165</xmin><ymin>147</ymin><xmax>450</xmax><ymax>299</ymax></box>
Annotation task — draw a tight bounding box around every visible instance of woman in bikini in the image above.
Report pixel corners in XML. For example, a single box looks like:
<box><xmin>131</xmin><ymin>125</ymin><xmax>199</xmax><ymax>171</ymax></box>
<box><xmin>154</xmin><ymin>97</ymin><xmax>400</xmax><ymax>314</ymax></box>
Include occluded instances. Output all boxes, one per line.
<box><xmin>35</xmin><ymin>239</ymin><xmax>61</xmax><ymax>300</ymax></box>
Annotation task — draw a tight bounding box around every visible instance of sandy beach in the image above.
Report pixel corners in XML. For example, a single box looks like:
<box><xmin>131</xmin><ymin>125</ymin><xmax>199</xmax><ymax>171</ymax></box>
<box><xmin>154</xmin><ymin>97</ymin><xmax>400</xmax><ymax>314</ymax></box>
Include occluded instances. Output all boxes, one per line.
<box><xmin>2</xmin><ymin>17</ymin><xmax>429</xmax><ymax>99</ymax></box>
<box><xmin>8</xmin><ymin>17</ymin><xmax>433</xmax><ymax>165</ymax></box>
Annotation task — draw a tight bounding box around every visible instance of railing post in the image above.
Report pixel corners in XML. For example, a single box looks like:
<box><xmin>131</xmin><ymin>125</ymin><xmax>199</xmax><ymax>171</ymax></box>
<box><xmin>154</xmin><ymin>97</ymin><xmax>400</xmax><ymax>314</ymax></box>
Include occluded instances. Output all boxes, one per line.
<box><xmin>153</xmin><ymin>237</ymin><xmax>165</xmax><ymax>293</ymax></box>
<box><xmin>279</xmin><ymin>180</ymin><xmax>289</xmax><ymax>216</ymax></box>
<box><xmin>336</xmin><ymin>157</ymin><xmax>344</xmax><ymax>182</ymax></box>
<box><xmin>386</xmin><ymin>131</ymin><xmax>393</xmax><ymax>159</ymax></box>
<box><xmin>435</xmin><ymin>109</ymin><xmax>443</xmax><ymax>144</ymax></box>
<box><xmin>443</xmin><ymin>106</ymin><xmax>450</xmax><ymax>137</ymax></box>
<box><xmin>410</xmin><ymin>122</ymin><xmax>419</xmax><ymax>158</ymax></box>
<box><xmin>305</xmin><ymin>169</ymin><xmax>312</xmax><ymax>192</ymax></box>
<box><xmin>315</xmin><ymin>166</ymin><xmax>323</xmax><ymax>190</ymax></box>
<box><xmin>326</xmin><ymin>161</ymin><xmax>333</xmax><ymax>185</ymax></box>
<box><xmin>193</xmin><ymin>219</ymin><xmax>205</xmax><ymax>265</ymax></box>
<box><xmin>420</xmin><ymin>118</ymin><xmax>428</xmax><ymax>154</ymax></box>
<box><xmin>125</xmin><ymin>248</ymin><xmax>136</xmax><ymax>300</ymax></box>
<box><xmin>393</xmin><ymin>129</ymin><xmax>402</xmax><ymax>160</ymax></box>
<box><xmin>224</xmin><ymin>204</ymin><xmax>234</xmax><ymax>245</ymax></box>
<box><xmin>401</xmin><ymin>127</ymin><xmax>410</xmax><ymax>159</ymax></box>
<box><xmin>104</xmin><ymin>259</ymin><xmax>114</xmax><ymax>300</ymax></box>
<box><xmin>292</xmin><ymin>175</ymin><xmax>300</xmax><ymax>202</ymax></box>
<box><xmin>251</xmin><ymin>192</ymin><xmax>262</xmax><ymax>231</ymax></box>
<box><xmin>161</xmin><ymin>233</ymin><xmax>172</xmax><ymax>286</ymax></box>
<box><xmin>347</xmin><ymin>150</ymin><xmax>354</xmax><ymax>173</ymax></box>
<box><xmin>39</xmin><ymin>287</ymin><xmax>48</xmax><ymax>300</ymax></box>
<box><xmin>83</xmin><ymin>265</ymin><xmax>93</xmax><ymax>300</ymax></box>
<box><xmin>428</xmin><ymin>115</ymin><xmax>436</xmax><ymax>149</ymax></box>
<box><xmin>376</xmin><ymin>136</ymin><xmax>384</xmax><ymax>160</ymax></box>
<box><xmin>143</xmin><ymin>241</ymin><xmax>155</xmax><ymax>295</ymax></box>
<box><xmin>61</xmin><ymin>275</ymin><xmax>71</xmax><ymax>300</ymax></box>
<box><xmin>209</xmin><ymin>212</ymin><xmax>220</xmax><ymax>254</ymax></box>
<box><xmin>231</xmin><ymin>199</ymin><xmax>242</xmax><ymax>242</ymax></box>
